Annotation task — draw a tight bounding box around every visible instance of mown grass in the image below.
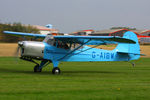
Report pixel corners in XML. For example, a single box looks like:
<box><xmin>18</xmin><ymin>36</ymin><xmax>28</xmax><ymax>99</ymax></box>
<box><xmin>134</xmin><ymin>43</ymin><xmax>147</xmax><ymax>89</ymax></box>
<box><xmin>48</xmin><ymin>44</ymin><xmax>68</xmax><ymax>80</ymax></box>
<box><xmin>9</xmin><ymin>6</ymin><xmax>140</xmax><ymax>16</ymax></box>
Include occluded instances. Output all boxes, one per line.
<box><xmin>0</xmin><ymin>57</ymin><xmax>150</xmax><ymax>100</ymax></box>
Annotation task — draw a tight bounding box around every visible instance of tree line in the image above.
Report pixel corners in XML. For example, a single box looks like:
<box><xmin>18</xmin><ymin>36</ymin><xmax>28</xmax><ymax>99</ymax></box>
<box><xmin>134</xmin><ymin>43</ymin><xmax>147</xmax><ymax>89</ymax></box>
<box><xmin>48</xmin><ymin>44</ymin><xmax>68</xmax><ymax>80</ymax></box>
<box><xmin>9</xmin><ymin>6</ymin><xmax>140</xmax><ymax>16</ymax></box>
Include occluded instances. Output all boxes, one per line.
<box><xmin>0</xmin><ymin>22</ymin><xmax>40</xmax><ymax>43</ymax></box>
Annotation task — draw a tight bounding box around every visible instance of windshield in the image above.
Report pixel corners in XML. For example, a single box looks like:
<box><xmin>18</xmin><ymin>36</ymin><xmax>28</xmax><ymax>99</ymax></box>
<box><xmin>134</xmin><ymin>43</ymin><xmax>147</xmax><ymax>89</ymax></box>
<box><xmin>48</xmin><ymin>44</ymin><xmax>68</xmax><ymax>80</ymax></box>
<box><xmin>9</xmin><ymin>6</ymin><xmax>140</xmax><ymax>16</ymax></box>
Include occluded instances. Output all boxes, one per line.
<box><xmin>43</xmin><ymin>35</ymin><xmax>55</xmax><ymax>45</ymax></box>
<box><xmin>43</xmin><ymin>35</ymin><xmax>82</xmax><ymax>50</ymax></box>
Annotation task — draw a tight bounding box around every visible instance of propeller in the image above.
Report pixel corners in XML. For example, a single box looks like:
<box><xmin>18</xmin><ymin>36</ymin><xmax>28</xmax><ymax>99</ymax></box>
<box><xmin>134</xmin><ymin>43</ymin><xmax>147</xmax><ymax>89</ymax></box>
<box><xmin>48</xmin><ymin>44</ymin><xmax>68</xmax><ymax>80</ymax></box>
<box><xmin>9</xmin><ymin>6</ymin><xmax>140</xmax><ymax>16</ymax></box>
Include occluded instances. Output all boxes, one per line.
<box><xmin>14</xmin><ymin>45</ymin><xmax>20</xmax><ymax>57</ymax></box>
<box><xmin>14</xmin><ymin>41</ymin><xmax>23</xmax><ymax>62</ymax></box>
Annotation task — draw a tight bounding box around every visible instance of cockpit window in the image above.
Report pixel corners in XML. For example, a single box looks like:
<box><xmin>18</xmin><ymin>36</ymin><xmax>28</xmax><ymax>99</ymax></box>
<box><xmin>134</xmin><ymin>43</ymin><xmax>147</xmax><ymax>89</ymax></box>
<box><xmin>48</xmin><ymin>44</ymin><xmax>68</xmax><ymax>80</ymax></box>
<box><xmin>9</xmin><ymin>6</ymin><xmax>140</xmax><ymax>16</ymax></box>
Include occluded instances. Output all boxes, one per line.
<box><xmin>56</xmin><ymin>41</ymin><xmax>69</xmax><ymax>49</ymax></box>
<box><xmin>43</xmin><ymin>35</ymin><xmax>55</xmax><ymax>45</ymax></box>
<box><xmin>43</xmin><ymin>35</ymin><xmax>82</xmax><ymax>50</ymax></box>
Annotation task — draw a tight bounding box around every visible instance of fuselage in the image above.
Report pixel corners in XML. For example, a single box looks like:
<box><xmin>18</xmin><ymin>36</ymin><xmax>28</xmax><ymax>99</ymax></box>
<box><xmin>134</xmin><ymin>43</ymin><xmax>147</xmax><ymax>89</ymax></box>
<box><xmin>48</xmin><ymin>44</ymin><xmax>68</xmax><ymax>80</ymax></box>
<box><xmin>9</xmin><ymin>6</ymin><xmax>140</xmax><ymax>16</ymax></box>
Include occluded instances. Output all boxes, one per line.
<box><xmin>20</xmin><ymin>41</ymin><xmax>135</xmax><ymax>62</ymax></box>
<box><xmin>43</xmin><ymin>43</ymin><xmax>131</xmax><ymax>62</ymax></box>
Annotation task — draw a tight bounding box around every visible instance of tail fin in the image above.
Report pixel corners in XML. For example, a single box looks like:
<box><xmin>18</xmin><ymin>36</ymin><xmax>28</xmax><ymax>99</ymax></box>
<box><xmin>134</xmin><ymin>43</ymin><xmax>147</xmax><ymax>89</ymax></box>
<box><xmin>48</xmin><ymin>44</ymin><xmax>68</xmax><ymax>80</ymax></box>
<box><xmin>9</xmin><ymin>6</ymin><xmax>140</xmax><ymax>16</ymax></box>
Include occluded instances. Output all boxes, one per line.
<box><xmin>115</xmin><ymin>31</ymin><xmax>140</xmax><ymax>60</ymax></box>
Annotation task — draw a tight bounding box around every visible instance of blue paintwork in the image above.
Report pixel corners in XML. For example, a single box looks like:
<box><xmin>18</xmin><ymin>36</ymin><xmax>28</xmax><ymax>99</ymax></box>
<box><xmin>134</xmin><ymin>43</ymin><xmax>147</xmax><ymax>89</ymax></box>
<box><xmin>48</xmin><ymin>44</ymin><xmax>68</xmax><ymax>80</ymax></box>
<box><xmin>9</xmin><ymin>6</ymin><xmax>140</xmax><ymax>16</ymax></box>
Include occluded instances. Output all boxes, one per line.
<box><xmin>3</xmin><ymin>31</ymin><xmax>46</xmax><ymax>38</ymax></box>
<box><xmin>54</xmin><ymin>35</ymin><xmax>136</xmax><ymax>45</ymax></box>
<box><xmin>43</xmin><ymin>31</ymin><xmax>140</xmax><ymax>67</ymax></box>
<box><xmin>3</xmin><ymin>31</ymin><xmax>141</xmax><ymax>68</ymax></box>
<box><xmin>4</xmin><ymin>31</ymin><xmax>135</xmax><ymax>45</ymax></box>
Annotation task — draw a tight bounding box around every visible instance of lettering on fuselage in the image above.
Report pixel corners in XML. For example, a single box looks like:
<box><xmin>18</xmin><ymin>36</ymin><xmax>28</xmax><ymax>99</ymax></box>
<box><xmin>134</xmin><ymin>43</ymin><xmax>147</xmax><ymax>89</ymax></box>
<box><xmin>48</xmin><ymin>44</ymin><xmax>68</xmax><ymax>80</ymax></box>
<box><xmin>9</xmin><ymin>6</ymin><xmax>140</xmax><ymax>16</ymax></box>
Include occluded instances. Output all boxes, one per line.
<box><xmin>92</xmin><ymin>51</ymin><xmax>115</xmax><ymax>59</ymax></box>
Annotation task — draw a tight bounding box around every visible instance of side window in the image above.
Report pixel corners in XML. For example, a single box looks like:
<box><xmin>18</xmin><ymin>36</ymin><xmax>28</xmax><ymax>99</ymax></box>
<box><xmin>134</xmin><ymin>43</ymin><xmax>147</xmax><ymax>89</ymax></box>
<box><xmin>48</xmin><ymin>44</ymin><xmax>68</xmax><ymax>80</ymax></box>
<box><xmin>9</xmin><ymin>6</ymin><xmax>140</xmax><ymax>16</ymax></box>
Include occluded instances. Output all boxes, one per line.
<box><xmin>47</xmin><ymin>39</ymin><xmax>55</xmax><ymax>45</ymax></box>
<box><xmin>57</xmin><ymin>41</ymin><xmax>69</xmax><ymax>49</ymax></box>
<box><xmin>70</xmin><ymin>43</ymin><xmax>83</xmax><ymax>50</ymax></box>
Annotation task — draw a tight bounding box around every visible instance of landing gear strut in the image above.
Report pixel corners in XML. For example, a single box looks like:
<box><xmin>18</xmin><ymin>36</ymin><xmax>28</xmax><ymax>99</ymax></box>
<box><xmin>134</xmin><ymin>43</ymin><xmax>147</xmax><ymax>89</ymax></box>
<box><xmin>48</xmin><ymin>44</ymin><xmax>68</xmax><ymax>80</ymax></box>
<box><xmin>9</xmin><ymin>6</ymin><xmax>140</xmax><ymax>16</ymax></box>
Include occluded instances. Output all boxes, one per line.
<box><xmin>20</xmin><ymin>57</ymin><xmax>61</xmax><ymax>74</ymax></box>
<box><xmin>52</xmin><ymin>67</ymin><xmax>61</xmax><ymax>74</ymax></box>
<box><xmin>34</xmin><ymin>64</ymin><xmax>42</xmax><ymax>72</ymax></box>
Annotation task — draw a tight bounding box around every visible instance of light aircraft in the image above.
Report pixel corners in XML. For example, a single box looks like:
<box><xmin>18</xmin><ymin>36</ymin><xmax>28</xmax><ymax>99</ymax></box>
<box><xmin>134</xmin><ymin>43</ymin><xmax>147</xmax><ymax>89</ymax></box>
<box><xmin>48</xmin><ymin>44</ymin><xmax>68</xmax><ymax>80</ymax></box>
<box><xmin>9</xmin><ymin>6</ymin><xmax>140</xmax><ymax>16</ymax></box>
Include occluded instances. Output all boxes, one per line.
<box><xmin>3</xmin><ymin>31</ymin><xmax>141</xmax><ymax>74</ymax></box>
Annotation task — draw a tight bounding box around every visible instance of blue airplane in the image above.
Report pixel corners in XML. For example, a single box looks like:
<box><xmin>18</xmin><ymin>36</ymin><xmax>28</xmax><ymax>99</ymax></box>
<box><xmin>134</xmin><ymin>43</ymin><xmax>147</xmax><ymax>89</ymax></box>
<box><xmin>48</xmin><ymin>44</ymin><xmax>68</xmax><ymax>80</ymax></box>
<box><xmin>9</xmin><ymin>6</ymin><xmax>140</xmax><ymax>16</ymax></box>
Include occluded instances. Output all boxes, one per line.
<box><xmin>3</xmin><ymin>31</ymin><xmax>141</xmax><ymax>74</ymax></box>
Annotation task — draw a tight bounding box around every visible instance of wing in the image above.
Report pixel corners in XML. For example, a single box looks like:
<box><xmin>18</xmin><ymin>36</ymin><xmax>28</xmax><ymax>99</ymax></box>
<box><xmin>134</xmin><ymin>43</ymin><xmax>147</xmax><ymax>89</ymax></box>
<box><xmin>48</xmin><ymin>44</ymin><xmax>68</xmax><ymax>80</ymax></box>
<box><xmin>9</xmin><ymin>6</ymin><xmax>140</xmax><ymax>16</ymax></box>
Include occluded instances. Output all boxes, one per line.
<box><xmin>54</xmin><ymin>35</ymin><xmax>136</xmax><ymax>45</ymax></box>
<box><xmin>3</xmin><ymin>31</ymin><xmax>46</xmax><ymax>38</ymax></box>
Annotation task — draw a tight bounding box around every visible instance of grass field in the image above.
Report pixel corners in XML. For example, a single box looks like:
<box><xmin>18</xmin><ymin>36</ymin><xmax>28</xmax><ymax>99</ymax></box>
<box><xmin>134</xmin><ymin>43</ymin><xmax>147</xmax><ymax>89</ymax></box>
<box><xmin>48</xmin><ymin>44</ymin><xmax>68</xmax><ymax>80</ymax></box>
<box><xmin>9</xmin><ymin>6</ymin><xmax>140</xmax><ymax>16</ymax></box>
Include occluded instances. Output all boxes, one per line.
<box><xmin>0</xmin><ymin>57</ymin><xmax>150</xmax><ymax>100</ymax></box>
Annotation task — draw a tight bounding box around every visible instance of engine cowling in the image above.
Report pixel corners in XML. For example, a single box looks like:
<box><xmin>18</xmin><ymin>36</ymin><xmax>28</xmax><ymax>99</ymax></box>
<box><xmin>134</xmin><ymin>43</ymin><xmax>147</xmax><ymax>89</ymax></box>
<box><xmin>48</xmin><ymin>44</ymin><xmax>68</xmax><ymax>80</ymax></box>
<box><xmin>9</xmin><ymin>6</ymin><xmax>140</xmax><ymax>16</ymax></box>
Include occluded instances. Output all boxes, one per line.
<box><xmin>19</xmin><ymin>41</ymin><xmax>45</xmax><ymax>59</ymax></box>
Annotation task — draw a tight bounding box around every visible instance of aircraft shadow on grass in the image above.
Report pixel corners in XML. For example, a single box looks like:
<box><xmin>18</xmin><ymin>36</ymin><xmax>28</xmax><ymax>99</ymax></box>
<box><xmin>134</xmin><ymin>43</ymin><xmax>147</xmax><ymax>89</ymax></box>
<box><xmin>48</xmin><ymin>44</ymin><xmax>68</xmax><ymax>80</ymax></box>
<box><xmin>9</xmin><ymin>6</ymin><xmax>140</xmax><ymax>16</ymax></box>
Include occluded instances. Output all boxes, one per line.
<box><xmin>0</xmin><ymin>67</ymin><xmax>125</xmax><ymax>75</ymax></box>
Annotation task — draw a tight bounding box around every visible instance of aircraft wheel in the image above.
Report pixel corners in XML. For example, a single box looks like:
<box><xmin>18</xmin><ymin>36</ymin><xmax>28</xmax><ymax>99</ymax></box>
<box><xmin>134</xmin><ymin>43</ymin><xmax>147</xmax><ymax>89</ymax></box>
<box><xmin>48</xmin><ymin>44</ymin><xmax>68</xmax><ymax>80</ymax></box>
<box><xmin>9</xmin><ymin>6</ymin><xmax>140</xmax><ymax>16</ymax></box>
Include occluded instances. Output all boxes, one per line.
<box><xmin>34</xmin><ymin>64</ymin><xmax>42</xmax><ymax>72</ymax></box>
<box><xmin>52</xmin><ymin>67</ymin><xmax>61</xmax><ymax>74</ymax></box>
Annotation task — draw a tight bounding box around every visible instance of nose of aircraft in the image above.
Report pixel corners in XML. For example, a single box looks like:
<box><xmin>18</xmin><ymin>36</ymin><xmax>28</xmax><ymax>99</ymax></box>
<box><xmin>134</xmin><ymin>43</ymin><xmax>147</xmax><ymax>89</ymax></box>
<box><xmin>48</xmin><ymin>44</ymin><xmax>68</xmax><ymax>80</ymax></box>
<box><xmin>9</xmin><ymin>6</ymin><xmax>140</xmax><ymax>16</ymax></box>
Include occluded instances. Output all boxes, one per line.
<box><xmin>18</xmin><ymin>41</ymin><xmax>24</xmax><ymax>47</ymax></box>
<box><xmin>15</xmin><ymin>41</ymin><xmax>24</xmax><ymax>57</ymax></box>
<box><xmin>18</xmin><ymin>41</ymin><xmax>45</xmax><ymax>59</ymax></box>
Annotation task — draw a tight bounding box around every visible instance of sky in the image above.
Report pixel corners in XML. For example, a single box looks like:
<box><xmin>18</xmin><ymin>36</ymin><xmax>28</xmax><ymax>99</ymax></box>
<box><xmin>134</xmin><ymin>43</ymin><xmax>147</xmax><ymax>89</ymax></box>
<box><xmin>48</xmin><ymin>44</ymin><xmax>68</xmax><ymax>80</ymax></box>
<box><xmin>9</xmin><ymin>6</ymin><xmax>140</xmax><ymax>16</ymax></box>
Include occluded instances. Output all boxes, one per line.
<box><xmin>0</xmin><ymin>0</ymin><xmax>150</xmax><ymax>33</ymax></box>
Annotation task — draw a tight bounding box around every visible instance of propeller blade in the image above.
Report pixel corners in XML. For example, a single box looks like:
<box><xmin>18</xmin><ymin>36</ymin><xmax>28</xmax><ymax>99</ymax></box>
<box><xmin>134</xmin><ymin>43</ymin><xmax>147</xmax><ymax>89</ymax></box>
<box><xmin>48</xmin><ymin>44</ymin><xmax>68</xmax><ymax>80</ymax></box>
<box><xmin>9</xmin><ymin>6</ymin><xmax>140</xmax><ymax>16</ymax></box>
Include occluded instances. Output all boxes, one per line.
<box><xmin>13</xmin><ymin>45</ymin><xmax>21</xmax><ymax>63</ymax></box>
<box><xmin>14</xmin><ymin>46</ymin><xmax>20</xmax><ymax>57</ymax></box>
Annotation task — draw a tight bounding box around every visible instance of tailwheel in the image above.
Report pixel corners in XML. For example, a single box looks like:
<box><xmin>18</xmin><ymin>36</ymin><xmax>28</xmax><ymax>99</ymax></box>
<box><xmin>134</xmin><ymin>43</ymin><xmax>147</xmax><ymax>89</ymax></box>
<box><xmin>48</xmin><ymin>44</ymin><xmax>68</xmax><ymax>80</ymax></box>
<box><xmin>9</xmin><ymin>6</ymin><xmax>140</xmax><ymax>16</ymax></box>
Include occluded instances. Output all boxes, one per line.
<box><xmin>34</xmin><ymin>64</ymin><xmax>42</xmax><ymax>72</ymax></box>
<box><xmin>52</xmin><ymin>67</ymin><xmax>61</xmax><ymax>74</ymax></box>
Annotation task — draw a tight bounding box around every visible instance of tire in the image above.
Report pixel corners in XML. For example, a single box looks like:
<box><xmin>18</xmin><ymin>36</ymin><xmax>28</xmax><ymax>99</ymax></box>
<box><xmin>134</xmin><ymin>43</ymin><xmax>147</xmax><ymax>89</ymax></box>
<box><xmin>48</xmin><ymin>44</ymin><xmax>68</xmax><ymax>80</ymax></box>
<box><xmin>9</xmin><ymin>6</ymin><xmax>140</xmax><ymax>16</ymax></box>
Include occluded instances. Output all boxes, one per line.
<box><xmin>34</xmin><ymin>64</ymin><xmax>42</xmax><ymax>72</ymax></box>
<box><xmin>52</xmin><ymin>67</ymin><xmax>61</xmax><ymax>74</ymax></box>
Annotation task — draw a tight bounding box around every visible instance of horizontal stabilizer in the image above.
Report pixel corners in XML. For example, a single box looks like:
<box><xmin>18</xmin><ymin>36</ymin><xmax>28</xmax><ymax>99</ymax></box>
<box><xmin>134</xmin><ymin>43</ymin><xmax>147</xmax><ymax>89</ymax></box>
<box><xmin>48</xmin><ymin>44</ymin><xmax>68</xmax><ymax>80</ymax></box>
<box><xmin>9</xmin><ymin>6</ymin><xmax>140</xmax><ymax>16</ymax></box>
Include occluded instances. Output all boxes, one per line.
<box><xmin>117</xmin><ymin>51</ymin><xmax>145</xmax><ymax>56</ymax></box>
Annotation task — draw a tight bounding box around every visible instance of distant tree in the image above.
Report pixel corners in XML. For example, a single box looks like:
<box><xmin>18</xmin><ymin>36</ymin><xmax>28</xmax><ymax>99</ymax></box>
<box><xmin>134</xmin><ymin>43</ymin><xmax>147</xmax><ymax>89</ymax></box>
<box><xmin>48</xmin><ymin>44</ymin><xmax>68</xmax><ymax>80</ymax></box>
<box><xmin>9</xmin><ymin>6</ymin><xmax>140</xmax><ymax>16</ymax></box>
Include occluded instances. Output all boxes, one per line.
<box><xmin>110</xmin><ymin>27</ymin><xmax>136</xmax><ymax>30</ymax></box>
<box><xmin>0</xmin><ymin>22</ymin><xmax>40</xmax><ymax>43</ymax></box>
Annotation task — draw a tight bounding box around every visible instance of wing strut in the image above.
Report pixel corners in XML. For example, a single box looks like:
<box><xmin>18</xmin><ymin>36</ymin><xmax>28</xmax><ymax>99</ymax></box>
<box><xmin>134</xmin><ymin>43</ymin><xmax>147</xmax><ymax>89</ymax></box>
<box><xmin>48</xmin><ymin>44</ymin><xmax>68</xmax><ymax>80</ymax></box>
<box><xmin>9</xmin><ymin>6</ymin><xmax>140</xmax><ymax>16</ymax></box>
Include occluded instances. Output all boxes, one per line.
<box><xmin>73</xmin><ymin>44</ymin><xmax>101</xmax><ymax>55</ymax></box>
<box><xmin>58</xmin><ymin>39</ymin><xmax>91</xmax><ymax>61</ymax></box>
<box><xmin>73</xmin><ymin>40</ymin><xmax>107</xmax><ymax>55</ymax></box>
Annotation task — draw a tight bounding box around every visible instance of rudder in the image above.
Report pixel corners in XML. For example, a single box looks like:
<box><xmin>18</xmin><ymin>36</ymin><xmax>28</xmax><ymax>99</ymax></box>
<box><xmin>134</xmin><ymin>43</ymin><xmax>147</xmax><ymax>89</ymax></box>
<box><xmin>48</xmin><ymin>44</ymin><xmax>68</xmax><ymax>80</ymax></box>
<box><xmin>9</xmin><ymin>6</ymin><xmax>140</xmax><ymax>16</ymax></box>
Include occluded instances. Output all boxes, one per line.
<box><xmin>115</xmin><ymin>31</ymin><xmax>140</xmax><ymax>60</ymax></box>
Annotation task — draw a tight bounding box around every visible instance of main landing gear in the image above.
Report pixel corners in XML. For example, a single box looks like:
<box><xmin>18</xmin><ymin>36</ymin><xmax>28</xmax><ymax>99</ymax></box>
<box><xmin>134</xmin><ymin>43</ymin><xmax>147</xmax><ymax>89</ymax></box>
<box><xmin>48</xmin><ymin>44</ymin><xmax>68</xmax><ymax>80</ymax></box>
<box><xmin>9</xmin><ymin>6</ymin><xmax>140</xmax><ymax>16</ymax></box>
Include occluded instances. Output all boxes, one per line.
<box><xmin>34</xmin><ymin>64</ymin><xmax>42</xmax><ymax>72</ymax></box>
<box><xmin>52</xmin><ymin>67</ymin><xmax>61</xmax><ymax>74</ymax></box>
<box><xmin>33</xmin><ymin>61</ymin><xmax>61</xmax><ymax>74</ymax></box>
<box><xmin>34</xmin><ymin>64</ymin><xmax>61</xmax><ymax>74</ymax></box>
<box><xmin>34</xmin><ymin>65</ymin><xmax>61</xmax><ymax>74</ymax></box>
<box><xmin>20</xmin><ymin>57</ymin><xmax>61</xmax><ymax>74</ymax></box>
